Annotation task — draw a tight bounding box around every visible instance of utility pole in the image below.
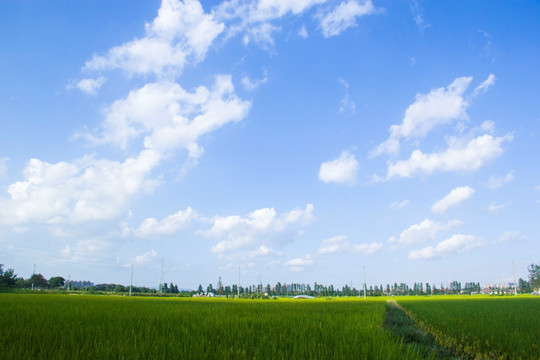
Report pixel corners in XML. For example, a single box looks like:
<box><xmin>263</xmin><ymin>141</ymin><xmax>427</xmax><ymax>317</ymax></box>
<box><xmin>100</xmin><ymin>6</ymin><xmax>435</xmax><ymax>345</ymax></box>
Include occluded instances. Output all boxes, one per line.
<box><xmin>158</xmin><ymin>258</ymin><xmax>165</xmax><ymax>293</ymax></box>
<box><xmin>512</xmin><ymin>261</ymin><xmax>518</xmax><ymax>296</ymax></box>
<box><xmin>363</xmin><ymin>265</ymin><xmax>367</xmax><ymax>299</ymax></box>
<box><xmin>130</xmin><ymin>264</ymin><xmax>133</xmax><ymax>296</ymax></box>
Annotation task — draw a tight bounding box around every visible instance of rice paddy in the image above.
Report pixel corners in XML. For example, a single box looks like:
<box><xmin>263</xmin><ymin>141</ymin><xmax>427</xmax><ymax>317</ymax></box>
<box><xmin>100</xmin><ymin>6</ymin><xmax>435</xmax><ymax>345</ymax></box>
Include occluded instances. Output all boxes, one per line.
<box><xmin>1</xmin><ymin>293</ymin><xmax>538</xmax><ymax>359</ymax></box>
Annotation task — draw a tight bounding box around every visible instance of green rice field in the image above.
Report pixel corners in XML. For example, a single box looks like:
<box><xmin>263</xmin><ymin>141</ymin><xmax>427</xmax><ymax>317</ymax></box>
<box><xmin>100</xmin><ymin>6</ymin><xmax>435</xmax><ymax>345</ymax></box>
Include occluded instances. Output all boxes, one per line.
<box><xmin>1</xmin><ymin>293</ymin><xmax>538</xmax><ymax>359</ymax></box>
<box><xmin>0</xmin><ymin>294</ymin><xmax>426</xmax><ymax>360</ymax></box>
<box><xmin>398</xmin><ymin>296</ymin><xmax>540</xmax><ymax>360</ymax></box>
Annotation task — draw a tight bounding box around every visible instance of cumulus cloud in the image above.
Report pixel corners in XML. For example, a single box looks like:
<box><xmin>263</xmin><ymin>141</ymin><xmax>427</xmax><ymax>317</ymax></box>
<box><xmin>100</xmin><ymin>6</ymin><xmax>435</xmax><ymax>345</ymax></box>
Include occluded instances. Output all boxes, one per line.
<box><xmin>84</xmin><ymin>0</ymin><xmax>224</xmax><ymax>78</ymax></box>
<box><xmin>199</xmin><ymin>204</ymin><xmax>314</xmax><ymax>254</ymax></box>
<box><xmin>431</xmin><ymin>186</ymin><xmax>475</xmax><ymax>213</ymax></box>
<box><xmin>389</xmin><ymin>199</ymin><xmax>409</xmax><ymax>210</ymax></box>
<box><xmin>319</xmin><ymin>151</ymin><xmax>359</xmax><ymax>185</ymax></box>
<box><xmin>284</xmin><ymin>255</ymin><xmax>314</xmax><ymax>272</ymax></box>
<box><xmin>385</xmin><ymin>133</ymin><xmax>512</xmax><ymax>179</ymax></box>
<box><xmin>0</xmin><ymin>150</ymin><xmax>160</xmax><ymax>225</ymax></box>
<box><xmin>78</xmin><ymin>75</ymin><xmax>251</xmax><ymax>159</ymax></box>
<box><xmin>2</xmin><ymin>76</ymin><xmax>250</xmax><ymax>226</ymax></box>
<box><xmin>488</xmin><ymin>171</ymin><xmax>514</xmax><ymax>189</ymax></box>
<box><xmin>317</xmin><ymin>235</ymin><xmax>382</xmax><ymax>255</ymax></box>
<box><xmin>409</xmin><ymin>234</ymin><xmax>483</xmax><ymax>260</ymax></box>
<box><xmin>371</xmin><ymin>76</ymin><xmax>473</xmax><ymax>157</ymax></box>
<box><xmin>131</xmin><ymin>207</ymin><xmax>197</xmax><ymax>238</ymax></box>
<box><xmin>495</xmin><ymin>231</ymin><xmax>526</xmax><ymax>244</ymax></box>
<box><xmin>67</xmin><ymin>77</ymin><xmax>107</xmax><ymax>95</ymax></box>
<box><xmin>388</xmin><ymin>219</ymin><xmax>461</xmax><ymax>245</ymax></box>
<box><xmin>318</xmin><ymin>0</ymin><xmax>376</xmax><ymax>37</ymax></box>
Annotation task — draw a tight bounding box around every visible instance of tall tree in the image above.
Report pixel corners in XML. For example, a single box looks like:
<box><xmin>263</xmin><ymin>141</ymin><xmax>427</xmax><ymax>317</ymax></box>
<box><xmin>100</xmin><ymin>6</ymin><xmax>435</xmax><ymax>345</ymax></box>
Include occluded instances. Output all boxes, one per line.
<box><xmin>0</xmin><ymin>264</ymin><xmax>17</xmax><ymax>288</ymax></box>
<box><xmin>529</xmin><ymin>264</ymin><xmax>540</xmax><ymax>291</ymax></box>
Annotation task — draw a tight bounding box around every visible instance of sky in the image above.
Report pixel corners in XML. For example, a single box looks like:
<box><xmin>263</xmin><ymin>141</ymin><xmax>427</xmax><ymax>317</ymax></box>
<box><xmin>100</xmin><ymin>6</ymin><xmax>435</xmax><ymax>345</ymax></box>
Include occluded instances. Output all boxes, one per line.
<box><xmin>1</xmin><ymin>0</ymin><xmax>539</xmax><ymax>290</ymax></box>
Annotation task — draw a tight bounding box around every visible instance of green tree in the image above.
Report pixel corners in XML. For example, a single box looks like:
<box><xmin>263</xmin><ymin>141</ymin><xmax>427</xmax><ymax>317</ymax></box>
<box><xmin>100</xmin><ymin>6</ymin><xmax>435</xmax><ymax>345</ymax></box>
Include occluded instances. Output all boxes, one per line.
<box><xmin>30</xmin><ymin>273</ymin><xmax>48</xmax><ymax>289</ymax></box>
<box><xmin>0</xmin><ymin>264</ymin><xmax>17</xmax><ymax>288</ymax></box>
<box><xmin>529</xmin><ymin>264</ymin><xmax>540</xmax><ymax>292</ymax></box>
<box><xmin>518</xmin><ymin>278</ymin><xmax>531</xmax><ymax>293</ymax></box>
<box><xmin>49</xmin><ymin>276</ymin><xmax>65</xmax><ymax>288</ymax></box>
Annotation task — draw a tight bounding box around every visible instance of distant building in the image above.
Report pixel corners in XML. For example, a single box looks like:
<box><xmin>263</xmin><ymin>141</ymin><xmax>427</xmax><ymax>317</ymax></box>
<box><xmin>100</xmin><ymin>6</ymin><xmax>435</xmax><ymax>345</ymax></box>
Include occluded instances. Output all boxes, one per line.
<box><xmin>68</xmin><ymin>280</ymin><xmax>94</xmax><ymax>289</ymax></box>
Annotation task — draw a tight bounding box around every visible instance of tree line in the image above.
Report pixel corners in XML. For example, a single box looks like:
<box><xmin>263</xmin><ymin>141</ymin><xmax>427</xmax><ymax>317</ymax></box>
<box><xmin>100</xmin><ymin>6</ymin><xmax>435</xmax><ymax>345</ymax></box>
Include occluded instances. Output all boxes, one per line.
<box><xmin>1</xmin><ymin>263</ymin><xmax>539</xmax><ymax>296</ymax></box>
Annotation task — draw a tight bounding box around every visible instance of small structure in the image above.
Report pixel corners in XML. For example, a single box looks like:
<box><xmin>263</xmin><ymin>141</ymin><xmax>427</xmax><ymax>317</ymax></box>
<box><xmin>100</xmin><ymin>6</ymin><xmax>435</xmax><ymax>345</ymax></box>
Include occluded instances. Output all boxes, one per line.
<box><xmin>292</xmin><ymin>295</ymin><xmax>314</xmax><ymax>299</ymax></box>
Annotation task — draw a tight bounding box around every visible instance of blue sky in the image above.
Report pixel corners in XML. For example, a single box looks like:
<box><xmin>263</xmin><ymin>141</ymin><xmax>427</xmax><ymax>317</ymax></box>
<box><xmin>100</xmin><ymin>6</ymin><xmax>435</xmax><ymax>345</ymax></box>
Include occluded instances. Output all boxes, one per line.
<box><xmin>1</xmin><ymin>0</ymin><xmax>539</xmax><ymax>290</ymax></box>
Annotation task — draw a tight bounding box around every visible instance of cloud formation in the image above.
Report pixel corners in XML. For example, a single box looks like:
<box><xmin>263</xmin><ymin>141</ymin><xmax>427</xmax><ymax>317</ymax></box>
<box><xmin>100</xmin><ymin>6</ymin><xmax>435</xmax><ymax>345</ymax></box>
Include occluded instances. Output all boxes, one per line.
<box><xmin>388</xmin><ymin>219</ymin><xmax>461</xmax><ymax>245</ymax></box>
<box><xmin>431</xmin><ymin>186</ymin><xmax>475</xmax><ymax>213</ymax></box>
<box><xmin>67</xmin><ymin>77</ymin><xmax>107</xmax><ymax>95</ymax></box>
<box><xmin>409</xmin><ymin>234</ymin><xmax>483</xmax><ymax>260</ymax></box>
<box><xmin>85</xmin><ymin>0</ymin><xmax>224</xmax><ymax>78</ymax></box>
<box><xmin>488</xmin><ymin>171</ymin><xmax>514</xmax><ymax>189</ymax></box>
<box><xmin>385</xmin><ymin>134</ymin><xmax>512</xmax><ymax>179</ymax></box>
<box><xmin>318</xmin><ymin>0</ymin><xmax>376</xmax><ymax>37</ymax></box>
<box><xmin>317</xmin><ymin>235</ymin><xmax>382</xmax><ymax>255</ymax></box>
<box><xmin>372</xmin><ymin>76</ymin><xmax>473</xmax><ymax>157</ymax></box>
<box><xmin>130</xmin><ymin>207</ymin><xmax>197</xmax><ymax>238</ymax></box>
<box><xmin>199</xmin><ymin>204</ymin><xmax>314</xmax><ymax>254</ymax></box>
<box><xmin>319</xmin><ymin>151</ymin><xmax>359</xmax><ymax>185</ymax></box>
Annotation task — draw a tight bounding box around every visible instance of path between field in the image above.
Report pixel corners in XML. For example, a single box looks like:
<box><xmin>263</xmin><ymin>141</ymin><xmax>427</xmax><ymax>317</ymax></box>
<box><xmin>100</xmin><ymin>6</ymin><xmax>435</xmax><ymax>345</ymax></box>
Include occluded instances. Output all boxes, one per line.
<box><xmin>384</xmin><ymin>300</ymin><xmax>459</xmax><ymax>360</ymax></box>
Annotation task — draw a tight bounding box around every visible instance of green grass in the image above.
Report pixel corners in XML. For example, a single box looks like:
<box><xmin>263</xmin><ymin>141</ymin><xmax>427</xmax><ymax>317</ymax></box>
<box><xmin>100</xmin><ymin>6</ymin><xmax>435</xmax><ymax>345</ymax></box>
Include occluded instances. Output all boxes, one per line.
<box><xmin>0</xmin><ymin>294</ymin><xmax>426</xmax><ymax>360</ymax></box>
<box><xmin>398</xmin><ymin>295</ymin><xmax>540</xmax><ymax>360</ymax></box>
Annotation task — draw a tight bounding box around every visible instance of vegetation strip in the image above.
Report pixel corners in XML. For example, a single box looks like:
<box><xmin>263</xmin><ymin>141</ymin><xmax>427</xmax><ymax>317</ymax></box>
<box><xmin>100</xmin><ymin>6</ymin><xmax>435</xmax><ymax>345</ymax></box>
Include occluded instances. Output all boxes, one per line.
<box><xmin>384</xmin><ymin>300</ymin><xmax>456</xmax><ymax>360</ymax></box>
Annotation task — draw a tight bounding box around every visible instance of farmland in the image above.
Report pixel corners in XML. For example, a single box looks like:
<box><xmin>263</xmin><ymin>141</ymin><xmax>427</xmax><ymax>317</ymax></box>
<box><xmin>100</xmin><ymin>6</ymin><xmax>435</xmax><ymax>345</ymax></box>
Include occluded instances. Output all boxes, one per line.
<box><xmin>399</xmin><ymin>296</ymin><xmax>540</xmax><ymax>359</ymax></box>
<box><xmin>1</xmin><ymin>294</ymin><xmax>539</xmax><ymax>359</ymax></box>
<box><xmin>0</xmin><ymin>294</ymin><xmax>427</xmax><ymax>360</ymax></box>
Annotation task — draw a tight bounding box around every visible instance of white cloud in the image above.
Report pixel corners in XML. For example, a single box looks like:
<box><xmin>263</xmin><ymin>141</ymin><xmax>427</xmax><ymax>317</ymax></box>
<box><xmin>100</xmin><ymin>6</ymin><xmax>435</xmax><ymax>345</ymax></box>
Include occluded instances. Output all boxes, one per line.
<box><xmin>495</xmin><ymin>231</ymin><xmax>526</xmax><ymax>244</ymax></box>
<box><xmin>241</xmin><ymin>70</ymin><xmax>268</xmax><ymax>91</ymax></box>
<box><xmin>372</xmin><ymin>76</ymin><xmax>473</xmax><ymax>157</ymax></box>
<box><xmin>409</xmin><ymin>234</ymin><xmax>483</xmax><ymax>260</ymax></box>
<box><xmin>60</xmin><ymin>238</ymin><xmax>112</xmax><ymax>263</ymax></box>
<box><xmin>385</xmin><ymin>133</ymin><xmax>512</xmax><ymax>179</ymax></box>
<box><xmin>389</xmin><ymin>199</ymin><xmax>409</xmax><ymax>210</ymax></box>
<box><xmin>473</xmin><ymin>74</ymin><xmax>496</xmax><ymax>97</ymax></box>
<box><xmin>0</xmin><ymin>150</ymin><xmax>160</xmax><ymax>225</ymax></box>
<box><xmin>131</xmin><ymin>207</ymin><xmax>197</xmax><ymax>238</ymax></box>
<box><xmin>67</xmin><ymin>77</ymin><xmax>107</xmax><ymax>95</ymax></box>
<box><xmin>199</xmin><ymin>204</ymin><xmax>314</xmax><ymax>253</ymax></box>
<box><xmin>298</xmin><ymin>25</ymin><xmax>308</xmax><ymax>38</ymax></box>
<box><xmin>3</xmin><ymin>75</ymin><xmax>249</xmax><ymax>226</ymax></box>
<box><xmin>389</xmin><ymin>219</ymin><xmax>462</xmax><ymax>245</ymax></box>
<box><xmin>84</xmin><ymin>0</ymin><xmax>224</xmax><ymax>78</ymax></box>
<box><xmin>318</xmin><ymin>235</ymin><xmax>382</xmax><ymax>255</ymax></box>
<box><xmin>487</xmin><ymin>203</ymin><xmax>506</xmax><ymax>213</ymax></box>
<box><xmin>132</xmin><ymin>249</ymin><xmax>158</xmax><ymax>265</ymax></box>
<box><xmin>488</xmin><ymin>171</ymin><xmax>514</xmax><ymax>189</ymax></box>
<box><xmin>284</xmin><ymin>255</ymin><xmax>314</xmax><ymax>272</ymax></box>
<box><xmin>318</xmin><ymin>0</ymin><xmax>375</xmax><ymax>38</ymax></box>
<box><xmin>431</xmin><ymin>186</ymin><xmax>475</xmax><ymax>213</ymax></box>
<box><xmin>319</xmin><ymin>151</ymin><xmax>359</xmax><ymax>185</ymax></box>
<box><xmin>79</xmin><ymin>75</ymin><xmax>251</xmax><ymax>160</ymax></box>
